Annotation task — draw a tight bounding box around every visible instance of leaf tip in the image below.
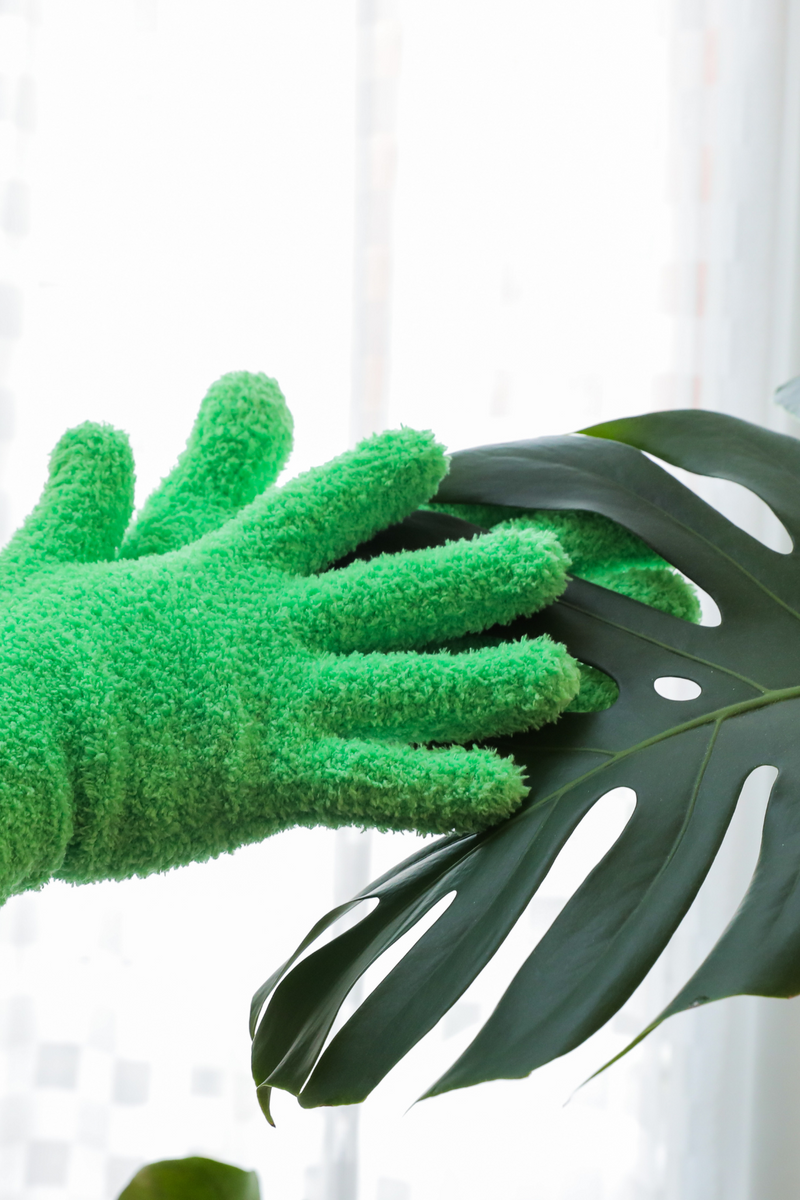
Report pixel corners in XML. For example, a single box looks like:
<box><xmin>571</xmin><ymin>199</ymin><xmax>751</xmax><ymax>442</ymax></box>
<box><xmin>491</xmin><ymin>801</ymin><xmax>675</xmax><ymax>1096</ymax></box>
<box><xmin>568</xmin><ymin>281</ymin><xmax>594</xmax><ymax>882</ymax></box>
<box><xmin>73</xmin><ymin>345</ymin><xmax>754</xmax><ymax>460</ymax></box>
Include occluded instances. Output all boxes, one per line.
<box><xmin>256</xmin><ymin>1083</ymin><xmax>276</xmax><ymax>1128</ymax></box>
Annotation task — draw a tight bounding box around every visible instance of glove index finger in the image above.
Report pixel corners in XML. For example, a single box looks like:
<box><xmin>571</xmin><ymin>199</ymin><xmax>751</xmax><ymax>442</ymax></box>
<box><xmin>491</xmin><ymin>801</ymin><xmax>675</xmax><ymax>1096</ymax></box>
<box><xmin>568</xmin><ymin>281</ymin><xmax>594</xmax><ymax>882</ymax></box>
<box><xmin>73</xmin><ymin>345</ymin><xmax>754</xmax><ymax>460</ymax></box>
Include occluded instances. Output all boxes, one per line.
<box><xmin>121</xmin><ymin>371</ymin><xmax>294</xmax><ymax>559</ymax></box>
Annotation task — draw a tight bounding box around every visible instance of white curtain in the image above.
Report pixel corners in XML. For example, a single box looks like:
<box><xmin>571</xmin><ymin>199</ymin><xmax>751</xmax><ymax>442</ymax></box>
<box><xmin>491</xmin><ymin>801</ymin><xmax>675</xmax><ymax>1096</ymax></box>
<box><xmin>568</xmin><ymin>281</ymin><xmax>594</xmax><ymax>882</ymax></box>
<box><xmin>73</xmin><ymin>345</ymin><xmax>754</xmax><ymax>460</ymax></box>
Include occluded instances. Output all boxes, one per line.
<box><xmin>1</xmin><ymin>2</ymin><xmax>799</xmax><ymax>1198</ymax></box>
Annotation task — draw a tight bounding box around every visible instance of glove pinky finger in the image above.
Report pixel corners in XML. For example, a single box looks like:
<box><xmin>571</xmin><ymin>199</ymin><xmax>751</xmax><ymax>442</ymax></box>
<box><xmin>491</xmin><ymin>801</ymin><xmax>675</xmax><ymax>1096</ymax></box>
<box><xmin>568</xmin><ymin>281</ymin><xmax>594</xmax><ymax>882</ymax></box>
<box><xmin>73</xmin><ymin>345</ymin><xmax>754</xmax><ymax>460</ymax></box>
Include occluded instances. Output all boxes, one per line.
<box><xmin>286</xmin><ymin>737</ymin><xmax>529</xmax><ymax>835</ymax></box>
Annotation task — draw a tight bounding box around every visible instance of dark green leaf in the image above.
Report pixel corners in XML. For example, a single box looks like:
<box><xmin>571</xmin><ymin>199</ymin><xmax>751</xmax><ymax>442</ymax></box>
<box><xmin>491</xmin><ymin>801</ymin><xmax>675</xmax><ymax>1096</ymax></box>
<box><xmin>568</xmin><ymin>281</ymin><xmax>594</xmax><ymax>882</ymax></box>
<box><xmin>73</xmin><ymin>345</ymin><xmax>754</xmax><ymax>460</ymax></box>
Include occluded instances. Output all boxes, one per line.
<box><xmin>117</xmin><ymin>1157</ymin><xmax>259</xmax><ymax>1200</ymax></box>
<box><xmin>251</xmin><ymin>409</ymin><xmax>800</xmax><ymax>1108</ymax></box>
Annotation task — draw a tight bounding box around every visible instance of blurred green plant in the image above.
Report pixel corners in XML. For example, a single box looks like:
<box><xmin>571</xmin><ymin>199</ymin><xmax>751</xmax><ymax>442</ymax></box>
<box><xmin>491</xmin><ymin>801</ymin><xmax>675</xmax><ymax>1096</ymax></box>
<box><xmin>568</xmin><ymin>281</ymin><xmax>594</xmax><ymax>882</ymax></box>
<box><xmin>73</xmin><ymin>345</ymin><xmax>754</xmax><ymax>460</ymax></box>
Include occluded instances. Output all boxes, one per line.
<box><xmin>117</xmin><ymin>1156</ymin><xmax>259</xmax><ymax>1200</ymax></box>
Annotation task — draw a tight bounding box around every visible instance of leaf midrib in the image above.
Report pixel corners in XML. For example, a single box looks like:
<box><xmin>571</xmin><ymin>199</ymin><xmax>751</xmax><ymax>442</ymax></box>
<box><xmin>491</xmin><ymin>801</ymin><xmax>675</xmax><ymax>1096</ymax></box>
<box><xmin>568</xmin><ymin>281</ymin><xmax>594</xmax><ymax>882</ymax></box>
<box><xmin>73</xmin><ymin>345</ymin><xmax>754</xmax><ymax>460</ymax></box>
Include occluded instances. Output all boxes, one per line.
<box><xmin>529</xmin><ymin>683</ymin><xmax>800</xmax><ymax>814</ymax></box>
<box><xmin>560</xmin><ymin>596</ymin><xmax>770</xmax><ymax>694</ymax></box>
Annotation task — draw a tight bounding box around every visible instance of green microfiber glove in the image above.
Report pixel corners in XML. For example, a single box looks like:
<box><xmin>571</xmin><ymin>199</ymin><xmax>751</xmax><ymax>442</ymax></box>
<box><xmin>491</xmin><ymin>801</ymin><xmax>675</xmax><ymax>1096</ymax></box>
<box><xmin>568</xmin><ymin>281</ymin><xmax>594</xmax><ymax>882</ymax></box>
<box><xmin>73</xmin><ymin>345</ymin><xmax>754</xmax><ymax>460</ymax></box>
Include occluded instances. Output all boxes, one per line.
<box><xmin>0</xmin><ymin>372</ymin><xmax>581</xmax><ymax>902</ymax></box>
<box><xmin>429</xmin><ymin>502</ymin><xmax>701</xmax><ymax>713</ymax></box>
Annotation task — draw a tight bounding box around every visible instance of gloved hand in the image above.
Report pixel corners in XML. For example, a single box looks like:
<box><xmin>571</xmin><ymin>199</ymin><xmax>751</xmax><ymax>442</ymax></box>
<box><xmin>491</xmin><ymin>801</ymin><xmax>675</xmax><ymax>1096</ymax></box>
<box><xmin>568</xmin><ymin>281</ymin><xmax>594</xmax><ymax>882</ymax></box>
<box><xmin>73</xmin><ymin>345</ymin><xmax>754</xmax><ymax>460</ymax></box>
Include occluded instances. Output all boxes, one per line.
<box><xmin>429</xmin><ymin>501</ymin><xmax>701</xmax><ymax>711</ymax></box>
<box><xmin>0</xmin><ymin>372</ymin><xmax>581</xmax><ymax>902</ymax></box>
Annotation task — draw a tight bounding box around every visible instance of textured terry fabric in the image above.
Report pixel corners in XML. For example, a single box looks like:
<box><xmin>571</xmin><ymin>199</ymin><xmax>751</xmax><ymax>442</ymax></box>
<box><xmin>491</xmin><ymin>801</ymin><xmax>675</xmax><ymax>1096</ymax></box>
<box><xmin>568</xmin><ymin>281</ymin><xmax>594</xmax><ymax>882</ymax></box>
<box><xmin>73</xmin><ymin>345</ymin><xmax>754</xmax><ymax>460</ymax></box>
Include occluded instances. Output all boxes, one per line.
<box><xmin>429</xmin><ymin>502</ymin><xmax>700</xmax><ymax>619</ymax></box>
<box><xmin>120</xmin><ymin>372</ymin><xmax>294</xmax><ymax>560</ymax></box>
<box><xmin>1</xmin><ymin>423</ymin><xmax>135</xmax><ymax>577</ymax></box>
<box><xmin>0</xmin><ymin>372</ymin><xmax>589</xmax><ymax>903</ymax></box>
<box><xmin>431</xmin><ymin>501</ymin><xmax>701</xmax><ymax>712</ymax></box>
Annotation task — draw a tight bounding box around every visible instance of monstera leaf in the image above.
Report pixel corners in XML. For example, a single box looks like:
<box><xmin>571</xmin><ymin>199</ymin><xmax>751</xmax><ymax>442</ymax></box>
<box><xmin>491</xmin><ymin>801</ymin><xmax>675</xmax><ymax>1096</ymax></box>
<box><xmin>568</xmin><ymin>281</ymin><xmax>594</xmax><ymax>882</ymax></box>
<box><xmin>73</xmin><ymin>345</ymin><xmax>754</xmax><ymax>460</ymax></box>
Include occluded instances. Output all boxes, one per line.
<box><xmin>250</xmin><ymin>409</ymin><xmax>800</xmax><ymax>1117</ymax></box>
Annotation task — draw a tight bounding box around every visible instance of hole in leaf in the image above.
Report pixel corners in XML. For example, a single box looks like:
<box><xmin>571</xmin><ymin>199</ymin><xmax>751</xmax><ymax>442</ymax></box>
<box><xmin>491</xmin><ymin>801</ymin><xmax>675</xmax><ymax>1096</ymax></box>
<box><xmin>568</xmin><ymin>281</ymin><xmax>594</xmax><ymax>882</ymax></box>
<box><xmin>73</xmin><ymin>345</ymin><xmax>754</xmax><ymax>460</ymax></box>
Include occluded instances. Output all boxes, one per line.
<box><xmin>360</xmin><ymin>890</ymin><xmax>458</xmax><ymax>998</ymax></box>
<box><xmin>326</xmin><ymin>895</ymin><xmax>380</xmax><ymax>936</ymax></box>
<box><xmin>606</xmin><ymin>764</ymin><xmax>778</xmax><ymax>1058</ymax></box>
<box><xmin>570</xmin><ymin>662</ymin><xmax>618</xmax><ymax>712</ymax></box>
<box><xmin>441</xmin><ymin>1001</ymin><xmax>481</xmax><ymax>1039</ymax></box>
<box><xmin>652</xmin><ymin>460</ymin><xmax>793</xmax><ymax>554</ymax></box>
<box><xmin>630</xmin><ymin>765</ymin><xmax>778</xmax><ymax>1018</ymax></box>
<box><xmin>275</xmin><ymin>895</ymin><xmax>381</xmax><ymax>981</ymax></box>
<box><xmin>693</xmin><ymin>584</ymin><xmax>722</xmax><ymax>627</ymax></box>
<box><xmin>536</xmin><ymin>787</ymin><xmax>638</xmax><ymax>903</ymax></box>
<box><xmin>653</xmin><ymin>677</ymin><xmax>701</xmax><ymax>701</ymax></box>
<box><xmin>318</xmin><ymin>890</ymin><xmax>458</xmax><ymax>1055</ymax></box>
<box><xmin>365</xmin><ymin>789</ymin><xmax>639</xmax><ymax>1101</ymax></box>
